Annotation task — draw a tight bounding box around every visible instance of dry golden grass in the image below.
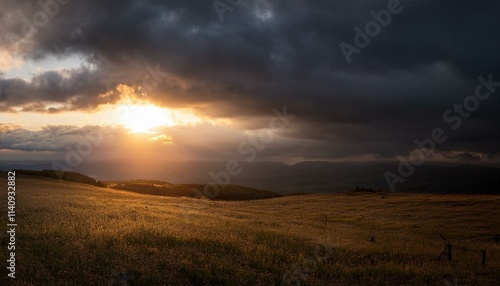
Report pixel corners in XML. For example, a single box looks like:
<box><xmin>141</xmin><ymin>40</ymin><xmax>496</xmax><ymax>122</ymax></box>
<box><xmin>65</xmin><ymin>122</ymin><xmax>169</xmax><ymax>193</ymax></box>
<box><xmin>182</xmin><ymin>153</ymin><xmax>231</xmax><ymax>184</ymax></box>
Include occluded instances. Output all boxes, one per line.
<box><xmin>1</xmin><ymin>175</ymin><xmax>499</xmax><ymax>285</ymax></box>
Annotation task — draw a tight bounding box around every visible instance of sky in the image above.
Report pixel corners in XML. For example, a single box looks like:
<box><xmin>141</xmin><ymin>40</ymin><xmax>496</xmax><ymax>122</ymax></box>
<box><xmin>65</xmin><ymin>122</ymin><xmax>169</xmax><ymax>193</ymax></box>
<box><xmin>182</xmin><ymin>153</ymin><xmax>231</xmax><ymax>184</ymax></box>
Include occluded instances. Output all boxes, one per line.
<box><xmin>0</xmin><ymin>0</ymin><xmax>499</xmax><ymax>164</ymax></box>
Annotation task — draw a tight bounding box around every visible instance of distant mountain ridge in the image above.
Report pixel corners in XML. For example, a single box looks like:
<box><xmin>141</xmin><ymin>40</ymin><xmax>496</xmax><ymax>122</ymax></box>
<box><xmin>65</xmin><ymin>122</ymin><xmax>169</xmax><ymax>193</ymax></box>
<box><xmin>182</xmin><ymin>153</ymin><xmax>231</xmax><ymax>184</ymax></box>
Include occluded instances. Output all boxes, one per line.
<box><xmin>1</xmin><ymin>160</ymin><xmax>499</xmax><ymax>195</ymax></box>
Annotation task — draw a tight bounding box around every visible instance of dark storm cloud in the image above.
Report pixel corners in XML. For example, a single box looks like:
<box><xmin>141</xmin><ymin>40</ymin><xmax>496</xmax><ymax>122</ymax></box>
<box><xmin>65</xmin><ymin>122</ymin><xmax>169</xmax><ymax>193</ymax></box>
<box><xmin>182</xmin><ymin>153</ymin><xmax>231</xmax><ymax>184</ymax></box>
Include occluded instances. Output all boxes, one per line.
<box><xmin>0</xmin><ymin>0</ymin><xmax>499</xmax><ymax>160</ymax></box>
<box><xmin>0</xmin><ymin>67</ymin><xmax>112</xmax><ymax>112</ymax></box>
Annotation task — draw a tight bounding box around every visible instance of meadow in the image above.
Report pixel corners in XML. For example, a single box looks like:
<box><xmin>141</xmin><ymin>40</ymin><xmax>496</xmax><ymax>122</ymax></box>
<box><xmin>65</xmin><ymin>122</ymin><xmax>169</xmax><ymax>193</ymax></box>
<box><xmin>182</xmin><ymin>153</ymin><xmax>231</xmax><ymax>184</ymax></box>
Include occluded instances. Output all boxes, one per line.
<box><xmin>1</xmin><ymin>175</ymin><xmax>499</xmax><ymax>285</ymax></box>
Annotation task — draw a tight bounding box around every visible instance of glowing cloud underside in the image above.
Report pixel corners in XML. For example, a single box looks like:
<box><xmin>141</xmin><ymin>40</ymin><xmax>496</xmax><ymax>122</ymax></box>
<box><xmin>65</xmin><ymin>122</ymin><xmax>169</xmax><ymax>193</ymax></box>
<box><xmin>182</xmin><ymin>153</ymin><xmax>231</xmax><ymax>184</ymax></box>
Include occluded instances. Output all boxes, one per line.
<box><xmin>117</xmin><ymin>104</ymin><xmax>174</xmax><ymax>133</ymax></box>
<box><xmin>114</xmin><ymin>103</ymin><xmax>202</xmax><ymax>133</ymax></box>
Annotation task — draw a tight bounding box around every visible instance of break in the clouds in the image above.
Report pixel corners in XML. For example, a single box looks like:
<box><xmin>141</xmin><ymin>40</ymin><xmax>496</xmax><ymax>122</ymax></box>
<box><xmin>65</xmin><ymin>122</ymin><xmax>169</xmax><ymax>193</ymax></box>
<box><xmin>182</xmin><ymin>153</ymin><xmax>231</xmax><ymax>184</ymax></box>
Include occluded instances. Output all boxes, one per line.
<box><xmin>0</xmin><ymin>0</ymin><xmax>499</xmax><ymax>162</ymax></box>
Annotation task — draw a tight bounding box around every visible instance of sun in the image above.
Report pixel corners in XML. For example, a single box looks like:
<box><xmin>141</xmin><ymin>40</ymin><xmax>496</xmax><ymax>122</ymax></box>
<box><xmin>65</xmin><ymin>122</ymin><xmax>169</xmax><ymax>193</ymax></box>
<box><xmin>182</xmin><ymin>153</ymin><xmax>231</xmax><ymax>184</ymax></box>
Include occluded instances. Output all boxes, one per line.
<box><xmin>117</xmin><ymin>104</ymin><xmax>174</xmax><ymax>133</ymax></box>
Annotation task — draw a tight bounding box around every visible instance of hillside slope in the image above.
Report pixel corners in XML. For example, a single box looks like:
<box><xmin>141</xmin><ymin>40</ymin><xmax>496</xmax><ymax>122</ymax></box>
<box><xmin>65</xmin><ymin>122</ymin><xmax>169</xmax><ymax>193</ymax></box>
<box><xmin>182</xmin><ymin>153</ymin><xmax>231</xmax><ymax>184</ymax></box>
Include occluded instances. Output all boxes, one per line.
<box><xmin>108</xmin><ymin>180</ymin><xmax>280</xmax><ymax>200</ymax></box>
<box><xmin>0</xmin><ymin>175</ymin><xmax>499</xmax><ymax>285</ymax></box>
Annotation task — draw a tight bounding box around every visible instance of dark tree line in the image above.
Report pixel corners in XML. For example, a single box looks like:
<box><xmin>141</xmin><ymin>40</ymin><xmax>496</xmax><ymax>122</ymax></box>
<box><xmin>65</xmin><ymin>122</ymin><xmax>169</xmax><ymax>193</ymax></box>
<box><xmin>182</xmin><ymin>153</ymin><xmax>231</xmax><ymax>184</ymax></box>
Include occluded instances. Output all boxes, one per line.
<box><xmin>13</xmin><ymin>169</ymin><xmax>107</xmax><ymax>188</ymax></box>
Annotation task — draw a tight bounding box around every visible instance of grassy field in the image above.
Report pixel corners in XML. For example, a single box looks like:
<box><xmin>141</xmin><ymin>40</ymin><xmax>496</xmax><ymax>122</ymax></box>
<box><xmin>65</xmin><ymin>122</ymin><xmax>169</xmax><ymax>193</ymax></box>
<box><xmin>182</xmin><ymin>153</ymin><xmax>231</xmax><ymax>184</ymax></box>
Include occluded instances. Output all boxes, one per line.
<box><xmin>1</xmin><ymin>175</ymin><xmax>500</xmax><ymax>285</ymax></box>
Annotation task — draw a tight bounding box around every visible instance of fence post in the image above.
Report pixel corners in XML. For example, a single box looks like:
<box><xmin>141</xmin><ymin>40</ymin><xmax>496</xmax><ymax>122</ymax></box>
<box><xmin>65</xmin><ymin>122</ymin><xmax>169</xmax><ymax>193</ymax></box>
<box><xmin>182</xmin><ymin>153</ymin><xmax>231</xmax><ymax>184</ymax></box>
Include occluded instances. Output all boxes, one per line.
<box><xmin>446</xmin><ymin>243</ymin><xmax>452</xmax><ymax>261</ymax></box>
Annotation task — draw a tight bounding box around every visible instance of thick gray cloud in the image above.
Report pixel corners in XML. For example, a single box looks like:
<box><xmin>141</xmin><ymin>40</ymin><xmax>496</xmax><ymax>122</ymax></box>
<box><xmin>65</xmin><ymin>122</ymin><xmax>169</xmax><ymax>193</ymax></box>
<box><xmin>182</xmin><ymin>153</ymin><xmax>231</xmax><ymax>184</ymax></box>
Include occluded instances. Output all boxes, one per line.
<box><xmin>0</xmin><ymin>0</ymin><xmax>499</xmax><ymax>161</ymax></box>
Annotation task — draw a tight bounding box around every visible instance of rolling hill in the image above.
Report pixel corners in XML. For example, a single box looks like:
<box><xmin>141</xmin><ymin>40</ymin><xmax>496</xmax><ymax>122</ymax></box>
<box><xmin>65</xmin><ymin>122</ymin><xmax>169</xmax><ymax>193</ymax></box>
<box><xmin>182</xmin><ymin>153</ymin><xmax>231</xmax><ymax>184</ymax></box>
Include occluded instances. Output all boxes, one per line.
<box><xmin>108</xmin><ymin>180</ymin><xmax>281</xmax><ymax>200</ymax></box>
